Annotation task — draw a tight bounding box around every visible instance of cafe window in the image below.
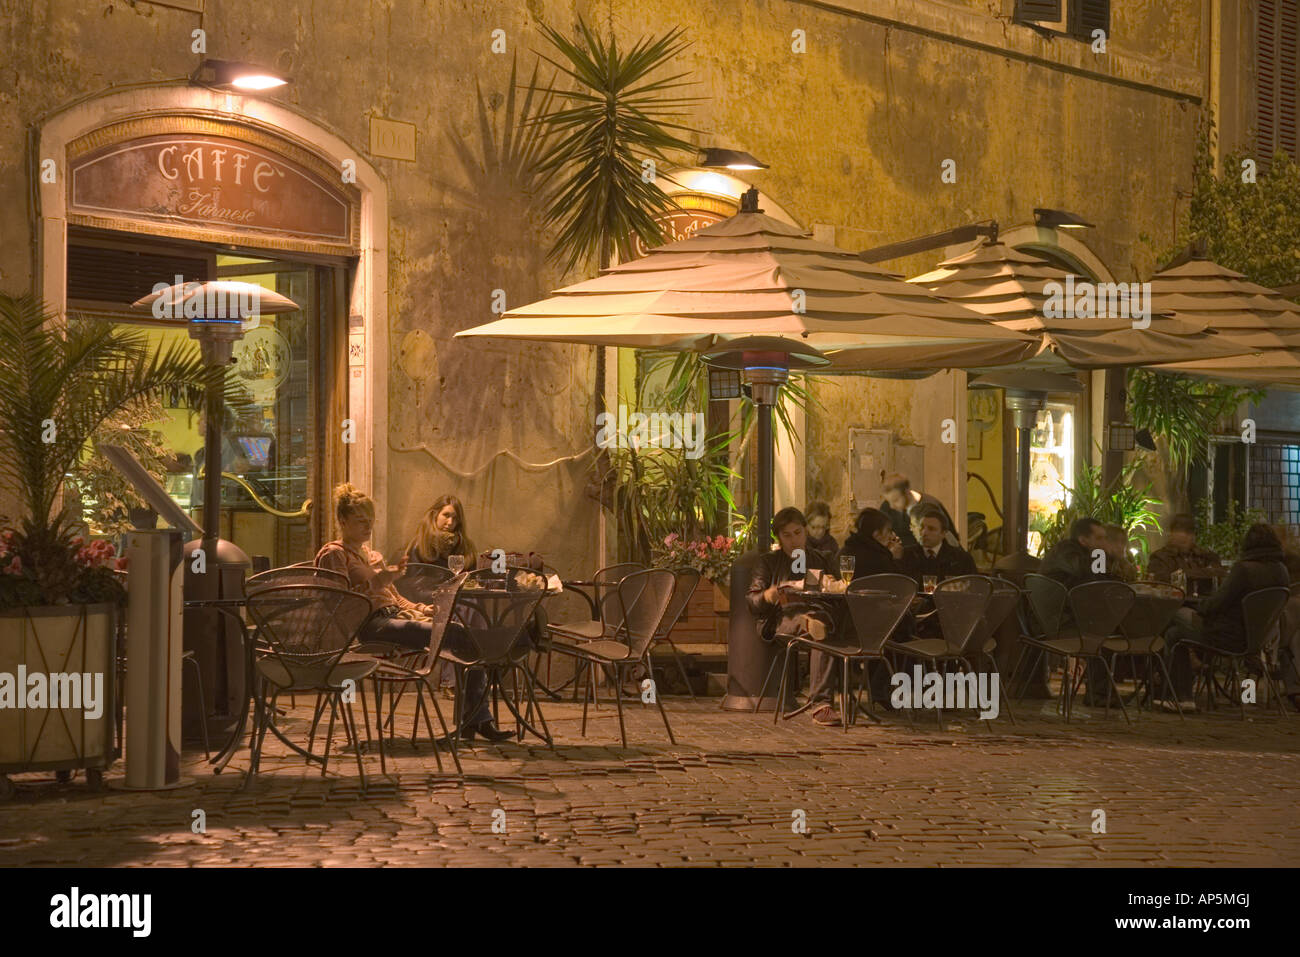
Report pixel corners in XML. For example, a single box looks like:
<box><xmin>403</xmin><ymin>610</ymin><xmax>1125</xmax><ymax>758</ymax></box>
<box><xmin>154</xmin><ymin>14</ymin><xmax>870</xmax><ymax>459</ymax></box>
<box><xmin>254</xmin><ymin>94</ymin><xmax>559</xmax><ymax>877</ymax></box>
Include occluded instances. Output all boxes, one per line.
<box><xmin>1027</xmin><ymin>401</ymin><xmax>1077</xmax><ymax>556</ymax></box>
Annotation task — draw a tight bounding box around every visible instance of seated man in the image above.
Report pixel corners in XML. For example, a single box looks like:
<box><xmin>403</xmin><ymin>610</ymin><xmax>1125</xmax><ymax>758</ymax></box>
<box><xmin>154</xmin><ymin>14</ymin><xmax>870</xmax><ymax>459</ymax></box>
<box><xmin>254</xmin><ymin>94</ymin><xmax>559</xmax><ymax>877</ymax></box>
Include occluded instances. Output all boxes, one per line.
<box><xmin>880</xmin><ymin>473</ymin><xmax>958</xmax><ymax>549</ymax></box>
<box><xmin>1039</xmin><ymin>516</ymin><xmax>1114</xmax><ymax>590</ymax></box>
<box><xmin>1102</xmin><ymin>524</ymin><xmax>1140</xmax><ymax>583</ymax></box>
<box><xmin>746</xmin><ymin>507</ymin><xmax>840</xmax><ymax>727</ymax></box>
<box><xmin>1162</xmin><ymin>523</ymin><xmax>1290</xmax><ymax>706</ymax></box>
<box><xmin>901</xmin><ymin>504</ymin><xmax>977</xmax><ymax>585</ymax></box>
<box><xmin>1147</xmin><ymin>514</ymin><xmax>1221</xmax><ymax>585</ymax></box>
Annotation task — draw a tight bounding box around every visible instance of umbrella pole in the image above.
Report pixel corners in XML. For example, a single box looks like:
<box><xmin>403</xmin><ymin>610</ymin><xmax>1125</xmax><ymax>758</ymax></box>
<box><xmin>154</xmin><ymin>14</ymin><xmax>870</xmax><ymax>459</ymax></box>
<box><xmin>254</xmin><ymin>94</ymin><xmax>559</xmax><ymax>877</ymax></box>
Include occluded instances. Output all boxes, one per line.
<box><xmin>203</xmin><ymin>377</ymin><xmax>223</xmax><ymax>553</ymax></box>
<box><xmin>1016</xmin><ymin>420</ymin><xmax>1032</xmax><ymax>554</ymax></box>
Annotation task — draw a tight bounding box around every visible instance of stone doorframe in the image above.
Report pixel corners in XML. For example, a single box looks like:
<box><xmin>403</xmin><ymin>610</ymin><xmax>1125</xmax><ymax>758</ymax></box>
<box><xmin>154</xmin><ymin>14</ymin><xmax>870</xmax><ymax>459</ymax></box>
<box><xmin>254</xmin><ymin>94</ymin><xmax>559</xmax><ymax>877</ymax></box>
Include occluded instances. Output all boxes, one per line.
<box><xmin>34</xmin><ymin>86</ymin><xmax>389</xmax><ymax>543</ymax></box>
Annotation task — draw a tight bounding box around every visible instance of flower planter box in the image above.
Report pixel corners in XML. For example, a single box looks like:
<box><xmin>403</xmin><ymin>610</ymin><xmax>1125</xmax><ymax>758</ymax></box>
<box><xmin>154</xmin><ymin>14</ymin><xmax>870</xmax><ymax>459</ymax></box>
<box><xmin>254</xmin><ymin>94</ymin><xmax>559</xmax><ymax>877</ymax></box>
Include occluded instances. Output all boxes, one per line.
<box><xmin>0</xmin><ymin>603</ymin><xmax>116</xmax><ymax>797</ymax></box>
<box><xmin>673</xmin><ymin>579</ymin><xmax>730</xmax><ymax>645</ymax></box>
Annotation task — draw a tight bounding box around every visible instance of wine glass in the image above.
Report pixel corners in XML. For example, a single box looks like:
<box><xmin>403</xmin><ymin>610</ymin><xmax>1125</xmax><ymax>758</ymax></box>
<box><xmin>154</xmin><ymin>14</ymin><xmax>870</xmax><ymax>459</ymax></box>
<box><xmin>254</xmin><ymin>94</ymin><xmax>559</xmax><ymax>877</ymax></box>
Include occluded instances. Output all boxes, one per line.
<box><xmin>839</xmin><ymin>555</ymin><xmax>855</xmax><ymax>584</ymax></box>
<box><xmin>448</xmin><ymin>554</ymin><xmax>466</xmax><ymax>576</ymax></box>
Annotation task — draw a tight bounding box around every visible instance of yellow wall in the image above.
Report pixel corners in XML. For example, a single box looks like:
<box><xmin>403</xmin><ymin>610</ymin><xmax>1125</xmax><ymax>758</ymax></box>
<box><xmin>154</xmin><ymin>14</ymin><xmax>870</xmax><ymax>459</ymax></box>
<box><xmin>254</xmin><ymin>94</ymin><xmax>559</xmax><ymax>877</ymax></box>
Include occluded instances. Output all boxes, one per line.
<box><xmin>966</xmin><ymin>388</ymin><xmax>1004</xmax><ymax>534</ymax></box>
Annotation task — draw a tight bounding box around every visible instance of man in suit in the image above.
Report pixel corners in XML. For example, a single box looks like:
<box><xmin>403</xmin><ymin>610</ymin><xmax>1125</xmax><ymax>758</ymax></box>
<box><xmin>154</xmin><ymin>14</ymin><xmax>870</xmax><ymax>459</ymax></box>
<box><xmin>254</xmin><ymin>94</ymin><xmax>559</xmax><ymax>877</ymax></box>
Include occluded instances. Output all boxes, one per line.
<box><xmin>901</xmin><ymin>504</ymin><xmax>977</xmax><ymax>585</ymax></box>
<box><xmin>1039</xmin><ymin>516</ymin><xmax>1113</xmax><ymax>589</ymax></box>
<box><xmin>746</xmin><ymin>507</ymin><xmax>840</xmax><ymax>727</ymax></box>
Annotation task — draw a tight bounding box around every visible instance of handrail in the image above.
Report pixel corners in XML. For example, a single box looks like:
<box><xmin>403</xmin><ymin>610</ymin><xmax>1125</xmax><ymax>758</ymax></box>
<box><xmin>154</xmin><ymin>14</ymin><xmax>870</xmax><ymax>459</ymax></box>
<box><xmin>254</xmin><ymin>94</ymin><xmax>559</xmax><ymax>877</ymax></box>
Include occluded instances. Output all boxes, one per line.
<box><xmin>196</xmin><ymin>468</ymin><xmax>311</xmax><ymax>519</ymax></box>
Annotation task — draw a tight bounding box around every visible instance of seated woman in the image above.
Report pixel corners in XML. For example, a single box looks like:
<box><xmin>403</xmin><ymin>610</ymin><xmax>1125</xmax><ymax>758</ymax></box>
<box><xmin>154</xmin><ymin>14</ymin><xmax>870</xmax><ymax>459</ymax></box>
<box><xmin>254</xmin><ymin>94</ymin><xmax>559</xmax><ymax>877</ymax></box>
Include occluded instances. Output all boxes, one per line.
<box><xmin>1161</xmin><ymin>523</ymin><xmax>1290</xmax><ymax>707</ymax></box>
<box><xmin>315</xmin><ymin>484</ymin><xmax>511</xmax><ymax>741</ymax></box>
<box><xmin>405</xmin><ymin>494</ymin><xmax>478</xmax><ymax>570</ymax></box>
<box><xmin>804</xmin><ymin>501</ymin><xmax>839</xmax><ymax>558</ymax></box>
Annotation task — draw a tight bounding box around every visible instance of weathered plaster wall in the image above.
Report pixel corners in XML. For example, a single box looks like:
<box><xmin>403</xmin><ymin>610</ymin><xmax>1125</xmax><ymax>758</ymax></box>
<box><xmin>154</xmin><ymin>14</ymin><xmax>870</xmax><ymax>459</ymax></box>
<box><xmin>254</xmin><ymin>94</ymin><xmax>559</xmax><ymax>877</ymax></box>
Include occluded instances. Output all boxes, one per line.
<box><xmin>0</xmin><ymin>0</ymin><xmax>1207</xmax><ymax>565</ymax></box>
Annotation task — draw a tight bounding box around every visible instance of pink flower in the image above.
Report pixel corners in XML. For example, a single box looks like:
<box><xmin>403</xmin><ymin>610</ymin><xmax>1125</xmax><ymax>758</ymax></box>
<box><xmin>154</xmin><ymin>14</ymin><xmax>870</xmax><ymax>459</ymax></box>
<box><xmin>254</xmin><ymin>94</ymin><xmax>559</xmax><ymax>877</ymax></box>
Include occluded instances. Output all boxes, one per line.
<box><xmin>3</xmin><ymin>556</ymin><xmax>21</xmax><ymax>575</ymax></box>
<box><xmin>114</xmin><ymin>557</ymin><xmax>129</xmax><ymax>571</ymax></box>
<box><xmin>664</xmin><ymin>533</ymin><xmax>679</xmax><ymax>546</ymax></box>
<box><xmin>71</xmin><ymin>536</ymin><xmax>85</xmax><ymax>547</ymax></box>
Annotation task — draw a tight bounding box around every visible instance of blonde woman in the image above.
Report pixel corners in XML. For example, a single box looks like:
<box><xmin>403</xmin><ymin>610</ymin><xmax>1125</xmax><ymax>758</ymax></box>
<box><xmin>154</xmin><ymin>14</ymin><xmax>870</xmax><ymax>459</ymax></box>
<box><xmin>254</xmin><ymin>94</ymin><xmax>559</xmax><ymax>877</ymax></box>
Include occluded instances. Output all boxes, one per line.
<box><xmin>405</xmin><ymin>494</ymin><xmax>478</xmax><ymax>571</ymax></box>
<box><xmin>315</xmin><ymin>484</ymin><xmax>509</xmax><ymax>740</ymax></box>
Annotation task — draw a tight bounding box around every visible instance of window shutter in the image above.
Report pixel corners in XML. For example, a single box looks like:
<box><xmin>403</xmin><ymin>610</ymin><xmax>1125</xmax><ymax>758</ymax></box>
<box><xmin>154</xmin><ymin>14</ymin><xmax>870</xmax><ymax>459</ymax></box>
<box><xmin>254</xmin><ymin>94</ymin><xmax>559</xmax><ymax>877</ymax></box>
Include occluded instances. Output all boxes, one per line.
<box><xmin>66</xmin><ymin>243</ymin><xmax>211</xmax><ymax>317</ymax></box>
<box><xmin>1014</xmin><ymin>0</ymin><xmax>1062</xmax><ymax>23</ymax></box>
<box><xmin>1068</xmin><ymin>0</ymin><xmax>1110</xmax><ymax>40</ymax></box>
<box><xmin>1257</xmin><ymin>0</ymin><xmax>1300</xmax><ymax>167</ymax></box>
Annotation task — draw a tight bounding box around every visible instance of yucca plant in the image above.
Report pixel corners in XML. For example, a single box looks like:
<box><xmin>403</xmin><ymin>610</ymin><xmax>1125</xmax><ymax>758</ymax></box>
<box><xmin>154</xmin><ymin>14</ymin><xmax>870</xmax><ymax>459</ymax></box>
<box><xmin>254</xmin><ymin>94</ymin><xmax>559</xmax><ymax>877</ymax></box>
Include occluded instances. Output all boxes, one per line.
<box><xmin>528</xmin><ymin>17</ymin><xmax>704</xmax><ymax>414</ymax></box>
<box><xmin>0</xmin><ymin>294</ymin><xmax>216</xmax><ymax>608</ymax></box>
<box><xmin>1034</xmin><ymin>458</ymin><xmax>1163</xmax><ymax>561</ymax></box>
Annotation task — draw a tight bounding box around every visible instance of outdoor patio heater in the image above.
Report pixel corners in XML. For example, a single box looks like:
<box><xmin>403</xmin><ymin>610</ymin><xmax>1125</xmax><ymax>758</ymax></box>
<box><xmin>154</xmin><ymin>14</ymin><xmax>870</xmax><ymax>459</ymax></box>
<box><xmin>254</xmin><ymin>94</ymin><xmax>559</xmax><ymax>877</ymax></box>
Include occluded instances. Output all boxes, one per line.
<box><xmin>969</xmin><ymin>369</ymin><xmax>1084</xmax><ymax>572</ymax></box>
<box><xmin>132</xmin><ymin>281</ymin><xmax>298</xmax><ymax>740</ymax></box>
<box><xmin>701</xmin><ymin>336</ymin><xmax>829</xmax><ymax>548</ymax></box>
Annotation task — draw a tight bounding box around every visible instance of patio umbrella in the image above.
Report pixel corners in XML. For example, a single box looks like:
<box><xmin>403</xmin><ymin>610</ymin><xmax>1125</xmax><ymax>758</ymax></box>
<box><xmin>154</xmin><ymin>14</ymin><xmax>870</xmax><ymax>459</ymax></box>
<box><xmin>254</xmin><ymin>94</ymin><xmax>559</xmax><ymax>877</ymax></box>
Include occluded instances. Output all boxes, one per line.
<box><xmin>912</xmin><ymin>240</ymin><xmax>1247</xmax><ymax>369</ymax></box>
<box><xmin>1141</xmin><ymin>258</ymin><xmax>1300</xmax><ymax>389</ymax></box>
<box><xmin>457</xmin><ymin>197</ymin><xmax>1038</xmax><ymax>373</ymax></box>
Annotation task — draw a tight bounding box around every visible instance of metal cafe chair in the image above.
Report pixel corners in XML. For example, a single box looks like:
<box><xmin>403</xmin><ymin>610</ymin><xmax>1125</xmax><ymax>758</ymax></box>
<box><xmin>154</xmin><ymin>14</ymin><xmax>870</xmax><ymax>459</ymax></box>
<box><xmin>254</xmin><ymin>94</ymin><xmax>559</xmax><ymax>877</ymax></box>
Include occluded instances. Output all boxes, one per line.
<box><xmin>647</xmin><ymin>566</ymin><xmax>703</xmax><ymax>700</ymax></box>
<box><xmin>245</xmin><ymin>585</ymin><xmax>379</xmax><ymax>785</ymax></box>
<box><xmin>548</xmin><ymin>568</ymin><xmax>677</xmax><ymax>748</ymax></box>
<box><xmin>542</xmin><ymin>561</ymin><xmax>646</xmax><ymax>699</ymax></box>
<box><xmin>776</xmin><ymin>573</ymin><xmax>917</xmax><ymax>732</ymax></box>
<box><xmin>1112</xmin><ymin>581</ymin><xmax>1186</xmax><ymax>719</ymax></box>
<box><xmin>393</xmin><ymin>562</ymin><xmax>454</xmax><ymax>602</ymax></box>
<box><xmin>246</xmin><ymin>563</ymin><xmax>349</xmax><ymax>593</ymax></box>
<box><xmin>1010</xmin><ymin>573</ymin><xmax>1074</xmax><ymax>707</ymax></box>
<box><xmin>1279</xmin><ymin>583</ymin><xmax>1300</xmax><ymax>698</ymax></box>
<box><xmin>441</xmin><ymin>566</ymin><xmax>552</xmax><ymax>749</ymax></box>
<box><xmin>368</xmin><ymin>573</ymin><xmax>465</xmax><ymax>774</ymax></box>
<box><xmin>884</xmin><ymin>575</ymin><xmax>996</xmax><ymax>730</ymax></box>
<box><xmin>1060</xmin><ymin>581</ymin><xmax>1137</xmax><ymax>724</ymax></box>
<box><xmin>1174</xmin><ymin>586</ymin><xmax>1291</xmax><ymax>719</ymax></box>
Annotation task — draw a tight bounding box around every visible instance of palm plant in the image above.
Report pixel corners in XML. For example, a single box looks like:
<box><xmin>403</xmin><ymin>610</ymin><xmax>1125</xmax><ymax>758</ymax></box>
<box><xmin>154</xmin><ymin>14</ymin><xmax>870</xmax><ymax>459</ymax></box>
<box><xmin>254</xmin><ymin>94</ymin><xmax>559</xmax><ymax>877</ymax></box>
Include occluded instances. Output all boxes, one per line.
<box><xmin>1034</xmin><ymin>458</ymin><xmax>1163</xmax><ymax>561</ymax></box>
<box><xmin>0</xmin><ymin>294</ymin><xmax>214</xmax><ymax>607</ymax></box>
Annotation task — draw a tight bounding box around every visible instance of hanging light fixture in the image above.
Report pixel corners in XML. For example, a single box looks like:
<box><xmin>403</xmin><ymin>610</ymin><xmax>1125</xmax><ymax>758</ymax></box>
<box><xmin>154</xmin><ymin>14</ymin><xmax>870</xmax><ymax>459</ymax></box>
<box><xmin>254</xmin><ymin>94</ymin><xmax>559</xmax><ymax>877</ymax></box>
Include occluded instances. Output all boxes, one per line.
<box><xmin>191</xmin><ymin>59</ymin><xmax>292</xmax><ymax>93</ymax></box>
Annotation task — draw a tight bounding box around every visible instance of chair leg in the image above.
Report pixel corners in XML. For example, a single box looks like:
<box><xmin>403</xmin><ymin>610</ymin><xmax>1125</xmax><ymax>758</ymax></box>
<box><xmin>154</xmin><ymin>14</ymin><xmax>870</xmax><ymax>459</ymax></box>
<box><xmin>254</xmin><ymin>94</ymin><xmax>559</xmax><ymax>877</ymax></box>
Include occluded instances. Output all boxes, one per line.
<box><xmin>650</xmin><ymin>668</ymin><xmax>675</xmax><ymax>745</ymax></box>
<box><xmin>986</xmin><ymin>654</ymin><xmax>1015</xmax><ymax>725</ymax></box>
<box><xmin>307</xmin><ymin>692</ymin><xmax>328</xmax><ymax>756</ymax></box>
<box><xmin>425</xmin><ymin>680</ymin><xmax>461</xmax><ymax>774</ymax></box>
<box><xmin>773</xmin><ymin>642</ymin><xmax>793</xmax><ymax>725</ymax></box>
<box><xmin>321</xmin><ymin>694</ymin><xmax>339</xmax><ymax>777</ymax></box>
<box><xmin>581</xmin><ymin>659</ymin><xmax>593</xmax><ymax>737</ymax></box>
<box><xmin>1260</xmin><ymin>651</ymin><xmax>1290</xmax><ymax>718</ymax></box>
<box><xmin>840</xmin><ymin>657</ymin><xmax>850</xmax><ymax>733</ymax></box>
<box><xmin>1151</xmin><ymin>653</ymin><xmax>1184</xmax><ymax>721</ymax></box>
<box><xmin>1097</xmin><ymin>655</ymin><xmax>1132</xmax><ymax>726</ymax></box>
<box><xmin>182</xmin><ymin>654</ymin><xmax>211</xmax><ymax>760</ymax></box>
<box><xmin>613</xmin><ymin>663</ymin><xmax>628</xmax><ymax>748</ymax></box>
<box><xmin>368</xmin><ymin>679</ymin><xmax>387</xmax><ymax>777</ymax></box>
<box><xmin>517</xmin><ymin>663</ymin><xmax>554</xmax><ymax>749</ymax></box>
<box><xmin>342</xmin><ymin>699</ymin><xmax>367</xmax><ymax>786</ymax></box>
<box><xmin>754</xmin><ymin>649</ymin><xmax>782</xmax><ymax>715</ymax></box>
<box><xmin>665</xmin><ymin>637</ymin><xmax>696</xmax><ymax>700</ymax></box>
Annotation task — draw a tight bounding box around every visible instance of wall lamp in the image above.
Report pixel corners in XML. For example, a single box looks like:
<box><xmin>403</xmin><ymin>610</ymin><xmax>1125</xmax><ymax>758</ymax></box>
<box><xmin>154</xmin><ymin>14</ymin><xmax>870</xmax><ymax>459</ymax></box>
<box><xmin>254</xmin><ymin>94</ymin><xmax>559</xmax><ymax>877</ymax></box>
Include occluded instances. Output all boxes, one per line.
<box><xmin>191</xmin><ymin>59</ymin><xmax>292</xmax><ymax>92</ymax></box>
<box><xmin>1033</xmin><ymin>208</ymin><xmax>1094</xmax><ymax>230</ymax></box>
<box><xmin>697</xmin><ymin>148</ymin><xmax>769</xmax><ymax>171</ymax></box>
<box><xmin>858</xmin><ymin>220</ymin><xmax>999</xmax><ymax>264</ymax></box>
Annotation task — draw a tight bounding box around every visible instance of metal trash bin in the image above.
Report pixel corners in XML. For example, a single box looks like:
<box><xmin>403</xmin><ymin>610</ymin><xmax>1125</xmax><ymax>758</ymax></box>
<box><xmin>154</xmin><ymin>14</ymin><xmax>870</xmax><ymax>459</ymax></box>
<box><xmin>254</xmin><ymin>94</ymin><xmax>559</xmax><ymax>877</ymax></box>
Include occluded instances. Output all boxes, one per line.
<box><xmin>181</xmin><ymin>538</ymin><xmax>250</xmax><ymax>744</ymax></box>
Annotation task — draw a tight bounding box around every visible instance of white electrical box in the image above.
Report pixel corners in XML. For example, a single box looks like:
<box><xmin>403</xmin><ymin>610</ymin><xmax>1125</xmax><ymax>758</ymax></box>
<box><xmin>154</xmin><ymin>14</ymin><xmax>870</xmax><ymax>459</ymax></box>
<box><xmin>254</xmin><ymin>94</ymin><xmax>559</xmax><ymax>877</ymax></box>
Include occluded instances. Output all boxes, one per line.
<box><xmin>848</xmin><ymin>428</ymin><xmax>926</xmax><ymax>512</ymax></box>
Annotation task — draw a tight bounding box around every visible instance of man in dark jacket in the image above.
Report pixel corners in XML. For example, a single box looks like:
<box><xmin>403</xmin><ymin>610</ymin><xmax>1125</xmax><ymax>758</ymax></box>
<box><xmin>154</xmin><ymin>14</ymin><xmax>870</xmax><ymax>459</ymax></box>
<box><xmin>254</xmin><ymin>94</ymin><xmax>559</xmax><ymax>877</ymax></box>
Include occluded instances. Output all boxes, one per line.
<box><xmin>880</xmin><ymin>473</ymin><xmax>958</xmax><ymax>549</ymax></box>
<box><xmin>1038</xmin><ymin>516</ymin><xmax>1113</xmax><ymax>589</ymax></box>
<box><xmin>900</xmin><ymin>505</ymin><xmax>977</xmax><ymax>585</ymax></box>
<box><xmin>1162</xmin><ymin>523</ymin><xmax>1290</xmax><ymax>703</ymax></box>
<box><xmin>1147</xmin><ymin>514</ymin><xmax>1222</xmax><ymax>585</ymax></box>
<box><xmin>746</xmin><ymin>507</ymin><xmax>840</xmax><ymax>726</ymax></box>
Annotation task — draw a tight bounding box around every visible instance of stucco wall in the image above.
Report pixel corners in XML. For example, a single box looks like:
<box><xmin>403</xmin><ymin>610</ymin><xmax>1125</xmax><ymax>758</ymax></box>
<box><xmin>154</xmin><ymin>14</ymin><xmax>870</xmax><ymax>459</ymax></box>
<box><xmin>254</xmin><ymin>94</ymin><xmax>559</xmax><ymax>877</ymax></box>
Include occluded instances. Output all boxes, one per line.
<box><xmin>1</xmin><ymin>0</ymin><xmax>1206</xmax><ymax>567</ymax></box>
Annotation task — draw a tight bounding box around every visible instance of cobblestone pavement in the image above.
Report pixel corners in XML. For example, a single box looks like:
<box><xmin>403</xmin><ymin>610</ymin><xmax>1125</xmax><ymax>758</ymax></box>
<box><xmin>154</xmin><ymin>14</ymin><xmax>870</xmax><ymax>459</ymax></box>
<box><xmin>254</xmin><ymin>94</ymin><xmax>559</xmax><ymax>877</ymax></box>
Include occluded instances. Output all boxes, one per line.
<box><xmin>2</xmin><ymin>695</ymin><xmax>1297</xmax><ymax>866</ymax></box>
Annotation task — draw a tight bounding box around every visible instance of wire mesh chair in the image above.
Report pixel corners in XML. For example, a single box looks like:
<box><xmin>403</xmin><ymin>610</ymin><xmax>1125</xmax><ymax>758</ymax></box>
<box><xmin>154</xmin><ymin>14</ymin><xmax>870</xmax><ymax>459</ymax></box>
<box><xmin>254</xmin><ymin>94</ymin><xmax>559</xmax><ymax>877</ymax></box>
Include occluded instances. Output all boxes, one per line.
<box><xmin>246</xmin><ymin>564</ymin><xmax>349</xmax><ymax>593</ymax></box>
<box><xmin>1113</xmin><ymin>581</ymin><xmax>1186</xmax><ymax>718</ymax></box>
<box><xmin>885</xmin><ymin>575</ymin><xmax>994</xmax><ymax>730</ymax></box>
<box><xmin>245</xmin><ymin>585</ymin><xmax>378</xmax><ymax>785</ymax></box>
<box><xmin>368</xmin><ymin>573</ymin><xmax>466</xmax><ymax>774</ymax></box>
<box><xmin>1009</xmin><ymin>574</ymin><xmax>1075</xmax><ymax>707</ymax></box>
<box><xmin>442</xmin><ymin>567</ymin><xmax>551</xmax><ymax>749</ymax></box>
<box><xmin>1174</xmin><ymin>586</ymin><xmax>1291</xmax><ymax>719</ymax></box>
<box><xmin>1061</xmin><ymin>581</ymin><xmax>1137</xmax><ymax>723</ymax></box>
<box><xmin>547</xmin><ymin>568</ymin><xmax>677</xmax><ymax>747</ymax></box>
<box><xmin>777</xmin><ymin>573</ymin><xmax>917</xmax><ymax>732</ymax></box>
<box><xmin>1279</xmin><ymin>583</ymin><xmax>1300</xmax><ymax>701</ymax></box>
<box><xmin>547</xmin><ymin>562</ymin><xmax>646</xmax><ymax>643</ymax></box>
<box><xmin>393</xmin><ymin>563</ymin><xmax>454</xmax><ymax>604</ymax></box>
<box><xmin>647</xmin><ymin>567</ymin><xmax>702</xmax><ymax>699</ymax></box>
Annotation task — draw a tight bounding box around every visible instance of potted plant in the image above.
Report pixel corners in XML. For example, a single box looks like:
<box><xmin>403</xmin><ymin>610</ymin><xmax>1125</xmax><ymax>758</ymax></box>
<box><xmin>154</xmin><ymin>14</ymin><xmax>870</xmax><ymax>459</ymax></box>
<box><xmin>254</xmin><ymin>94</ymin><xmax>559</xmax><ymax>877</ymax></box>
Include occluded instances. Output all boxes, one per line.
<box><xmin>0</xmin><ymin>294</ymin><xmax>211</xmax><ymax>798</ymax></box>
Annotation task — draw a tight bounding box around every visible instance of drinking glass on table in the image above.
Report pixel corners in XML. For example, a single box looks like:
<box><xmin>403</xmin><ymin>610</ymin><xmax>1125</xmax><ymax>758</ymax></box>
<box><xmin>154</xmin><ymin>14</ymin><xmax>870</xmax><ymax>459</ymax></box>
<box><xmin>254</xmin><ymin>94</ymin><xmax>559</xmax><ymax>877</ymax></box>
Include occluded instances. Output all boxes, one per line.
<box><xmin>448</xmin><ymin>554</ymin><xmax>465</xmax><ymax>576</ymax></box>
<box><xmin>839</xmin><ymin>555</ymin><xmax>855</xmax><ymax>584</ymax></box>
<box><xmin>922</xmin><ymin>574</ymin><xmax>938</xmax><ymax>594</ymax></box>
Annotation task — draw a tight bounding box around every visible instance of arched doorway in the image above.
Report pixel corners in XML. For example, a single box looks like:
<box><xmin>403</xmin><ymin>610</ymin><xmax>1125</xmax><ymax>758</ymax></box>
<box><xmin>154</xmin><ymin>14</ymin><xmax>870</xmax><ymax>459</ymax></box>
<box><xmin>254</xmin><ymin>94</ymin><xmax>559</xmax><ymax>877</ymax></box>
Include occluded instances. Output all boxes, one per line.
<box><xmin>35</xmin><ymin>87</ymin><xmax>389</xmax><ymax>561</ymax></box>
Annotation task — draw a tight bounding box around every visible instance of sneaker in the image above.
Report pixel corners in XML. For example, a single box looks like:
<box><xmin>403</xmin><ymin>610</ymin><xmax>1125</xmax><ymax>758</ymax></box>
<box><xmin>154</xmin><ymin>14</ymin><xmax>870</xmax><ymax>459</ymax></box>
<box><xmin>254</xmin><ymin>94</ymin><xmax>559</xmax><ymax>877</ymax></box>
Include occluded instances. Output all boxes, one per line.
<box><xmin>811</xmin><ymin>705</ymin><xmax>842</xmax><ymax>727</ymax></box>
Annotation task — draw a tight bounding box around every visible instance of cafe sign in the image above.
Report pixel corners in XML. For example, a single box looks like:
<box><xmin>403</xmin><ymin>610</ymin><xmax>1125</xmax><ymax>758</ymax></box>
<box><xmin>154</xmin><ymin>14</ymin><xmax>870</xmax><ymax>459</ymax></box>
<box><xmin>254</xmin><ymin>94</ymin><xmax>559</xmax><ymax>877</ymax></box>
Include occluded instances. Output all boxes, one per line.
<box><xmin>630</xmin><ymin>193</ymin><xmax>737</xmax><ymax>258</ymax></box>
<box><xmin>67</xmin><ymin>118</ymin><xmax>359</xmax><ymax>254</ymax></box>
